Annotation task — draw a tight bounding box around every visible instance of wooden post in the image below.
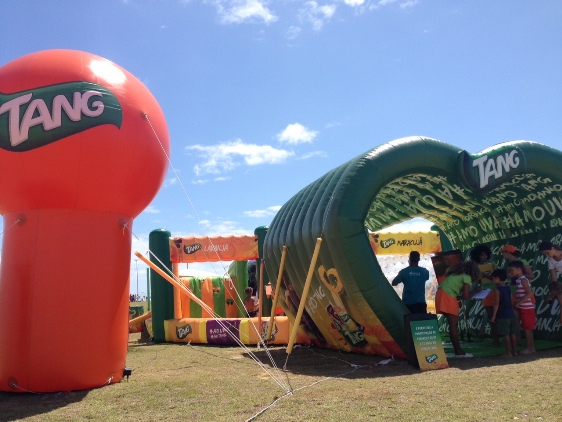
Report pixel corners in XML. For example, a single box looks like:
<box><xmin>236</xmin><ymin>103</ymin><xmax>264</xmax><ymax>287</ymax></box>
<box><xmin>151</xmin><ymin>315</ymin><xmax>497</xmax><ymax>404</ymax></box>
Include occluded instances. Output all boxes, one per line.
<box><xmin>286</xmin><ymin>238</ymin><xmax>322</xmax><ymax>355</ymax></box>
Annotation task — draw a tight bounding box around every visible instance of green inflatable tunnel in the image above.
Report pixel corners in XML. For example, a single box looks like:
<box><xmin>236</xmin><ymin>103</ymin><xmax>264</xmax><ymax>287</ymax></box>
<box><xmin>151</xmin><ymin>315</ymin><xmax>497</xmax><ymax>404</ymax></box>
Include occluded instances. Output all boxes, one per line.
<box><xmin>263</xmin><ymin>136</ymin><xmax>562</xmax><ymax>357</ymax></box>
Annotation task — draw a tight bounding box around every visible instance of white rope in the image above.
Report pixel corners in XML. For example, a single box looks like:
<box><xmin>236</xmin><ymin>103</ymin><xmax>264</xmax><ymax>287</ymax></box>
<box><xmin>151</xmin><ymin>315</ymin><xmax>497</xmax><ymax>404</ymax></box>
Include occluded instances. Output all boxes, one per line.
<box><xmin>143</xmin><ymin>113</ymin><xmax>231</xmax><ymax>274</ymax></box>
<box><xmin>245</xmin><ymin>346</ymin><xmax>373</xmax><ymax>422</ymax></box>
<box><xmin>140</xmin><ymin>115</ymin><xmax>295</xmax><ymax>392</ymax></box>
<box><xmin>9</xmin><ymin>376</ymin><xmax>113</xmax><ymax>394</ymax></box>
<box><xmin>128</xmin><ymin>227</ymin><xmax>291</xmax><ymax>393</ymax></box>
<box><xmin>0</xmin><ymin>217</ymin><xmax>21</xmax><ymax>237</ymax></box>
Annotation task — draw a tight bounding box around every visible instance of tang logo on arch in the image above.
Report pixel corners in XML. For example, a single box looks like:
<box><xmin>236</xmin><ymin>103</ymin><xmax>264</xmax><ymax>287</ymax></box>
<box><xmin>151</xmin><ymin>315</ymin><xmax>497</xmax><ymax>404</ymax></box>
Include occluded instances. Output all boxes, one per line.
<box><xmin>0</xmin><ymin>82</ymin><xmax>122</xmax><ymax>152</ymax></box>
<box><xmin>460</xmin><ymin>147</ymin><xmax>527</xmax><ymax>192</ymax></box>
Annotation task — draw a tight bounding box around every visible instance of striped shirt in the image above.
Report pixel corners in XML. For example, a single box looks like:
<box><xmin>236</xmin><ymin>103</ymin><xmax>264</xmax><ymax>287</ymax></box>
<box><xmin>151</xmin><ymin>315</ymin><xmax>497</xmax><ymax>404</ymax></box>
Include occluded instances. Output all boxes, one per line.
<box><xmin>515</xmin><ymin>275</ymin><xmax>534</xmax><ymax>309</ymax></box>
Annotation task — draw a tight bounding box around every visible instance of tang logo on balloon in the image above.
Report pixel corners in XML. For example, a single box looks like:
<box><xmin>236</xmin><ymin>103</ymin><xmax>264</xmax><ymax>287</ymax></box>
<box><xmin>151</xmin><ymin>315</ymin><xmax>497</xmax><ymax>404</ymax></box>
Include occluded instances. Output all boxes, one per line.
<box><xmin>0</xmin><ymin>82</ymin><xmax>122</xmax><ymax>152</ymax></box>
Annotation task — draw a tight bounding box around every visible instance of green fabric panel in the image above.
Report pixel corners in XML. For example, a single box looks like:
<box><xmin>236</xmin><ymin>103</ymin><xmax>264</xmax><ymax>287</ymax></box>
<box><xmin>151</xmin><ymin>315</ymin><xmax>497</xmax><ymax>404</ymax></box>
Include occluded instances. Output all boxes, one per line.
<box><xmin>228</xmin><ymin>261</ymin><xmax>248</xmax><ymax>317</ymax></box>
<box><xmin>189</xmin><ymin>277</ymin><xmax>202</xmax><ymax>318</ymax></box>
<box><xmin>213</xmin><ymin>277</ymin><xmax>226</xmax><ymax>317</ymax></box>
<box><xmin>255</xmin><ymin>227</ymin><xmax>272</xmax><ymax>316</ymax></box>
<box><xmin>149</xmin><ymin>229</ymin><xmax>173</xmax><ymax>343</ymax></box>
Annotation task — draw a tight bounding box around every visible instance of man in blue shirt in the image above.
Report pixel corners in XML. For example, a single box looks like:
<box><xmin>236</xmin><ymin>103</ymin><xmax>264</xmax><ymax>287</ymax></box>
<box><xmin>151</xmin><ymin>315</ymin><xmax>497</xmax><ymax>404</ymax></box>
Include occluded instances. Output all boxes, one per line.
<box><xmin>391</xmin><ymin>251</ymin><xmax>430</xmax><ymax>314</ymax></box>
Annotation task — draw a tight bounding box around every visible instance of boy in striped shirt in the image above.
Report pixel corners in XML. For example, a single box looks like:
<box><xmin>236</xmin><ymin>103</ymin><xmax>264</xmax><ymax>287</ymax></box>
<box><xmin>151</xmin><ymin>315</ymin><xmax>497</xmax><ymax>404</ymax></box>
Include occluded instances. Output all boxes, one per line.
<box><xmin>508</xmin><ymin>260</ymin><xmax>535</xmax><ymax>354</ymax></box>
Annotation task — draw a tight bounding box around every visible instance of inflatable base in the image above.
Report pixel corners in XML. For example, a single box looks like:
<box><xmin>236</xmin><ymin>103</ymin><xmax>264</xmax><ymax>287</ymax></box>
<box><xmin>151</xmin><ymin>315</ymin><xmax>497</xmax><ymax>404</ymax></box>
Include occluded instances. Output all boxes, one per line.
<box><xmin>163</xmin><ymin>316</ymin><xmax>309</xmax><ymax>346</ymax></box>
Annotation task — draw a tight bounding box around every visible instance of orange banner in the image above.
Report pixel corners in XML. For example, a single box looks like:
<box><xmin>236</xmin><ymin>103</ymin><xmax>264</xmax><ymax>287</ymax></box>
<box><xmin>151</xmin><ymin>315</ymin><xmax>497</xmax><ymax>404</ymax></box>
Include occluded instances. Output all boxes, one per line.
<box><xmin>170</xmin><ymin>235</ymin><xmax>259</xmax><ymax>263</ymax></box>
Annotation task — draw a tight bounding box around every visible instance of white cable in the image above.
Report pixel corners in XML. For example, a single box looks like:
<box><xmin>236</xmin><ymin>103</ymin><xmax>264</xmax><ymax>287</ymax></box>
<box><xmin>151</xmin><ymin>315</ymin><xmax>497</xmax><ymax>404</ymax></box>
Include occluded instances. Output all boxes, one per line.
<box><xmin>141</xmin><ymin>115</ymin><xmax>292</xmax><ymax>392</ymax></box>
<box><xmin>130</xmin><ymin>230</ymin><xmax>291</xmax><ymax>393</ymax></box>
<box><xmin>143</xmin><ymin>113</ymin><xmax>231</xmax><ymax>273</ymax></box>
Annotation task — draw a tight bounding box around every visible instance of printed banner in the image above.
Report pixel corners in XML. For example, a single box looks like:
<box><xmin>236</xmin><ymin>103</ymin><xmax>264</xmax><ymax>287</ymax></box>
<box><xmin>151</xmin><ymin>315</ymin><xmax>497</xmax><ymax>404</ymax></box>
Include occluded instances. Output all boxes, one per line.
<box><xmin>206</xmin><ymin>320</ymin><xmax>241</xmax><ymax>344</ymax></box>
<box><xmin>369</xmin><ymin>231</ymin><xmax>442</xmax><ymax>255</ymax></box>
<box><xmin>170</xmin><ymin>235</ymin><xmax>259</xmax><ymax>263</ymax></box>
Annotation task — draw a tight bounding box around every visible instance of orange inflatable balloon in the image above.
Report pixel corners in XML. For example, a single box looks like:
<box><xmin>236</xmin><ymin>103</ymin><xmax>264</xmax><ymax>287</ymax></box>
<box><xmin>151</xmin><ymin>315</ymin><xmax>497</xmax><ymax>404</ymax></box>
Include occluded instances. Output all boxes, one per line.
<box><xmin>0</xmin><ymin>50</ymin><xmax>169</xmax><ymax>392</ymax></box>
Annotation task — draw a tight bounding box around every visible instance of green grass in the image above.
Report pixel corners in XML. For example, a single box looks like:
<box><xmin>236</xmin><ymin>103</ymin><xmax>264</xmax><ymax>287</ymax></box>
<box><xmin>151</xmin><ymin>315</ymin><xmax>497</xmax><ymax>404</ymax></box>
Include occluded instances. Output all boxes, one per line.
<box><xmin>1</xmin><ymin>333</ymin><xmax>561</xmax><ymax>421</ymax></box>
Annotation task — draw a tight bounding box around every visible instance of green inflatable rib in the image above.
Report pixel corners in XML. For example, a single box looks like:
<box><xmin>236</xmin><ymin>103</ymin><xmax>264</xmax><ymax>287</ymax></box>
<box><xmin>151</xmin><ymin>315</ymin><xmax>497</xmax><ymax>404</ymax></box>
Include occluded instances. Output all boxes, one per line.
<box><xmin>263</xmin><ymin>136</ymin><xmax>562</xmax><ymax>357</ymax></box>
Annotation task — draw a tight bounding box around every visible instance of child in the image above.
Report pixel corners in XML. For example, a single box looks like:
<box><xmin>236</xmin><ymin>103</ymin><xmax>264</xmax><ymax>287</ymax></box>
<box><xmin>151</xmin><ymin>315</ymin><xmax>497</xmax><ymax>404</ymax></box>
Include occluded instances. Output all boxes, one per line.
<box><xmin>243</xmin><ymin>287</ymin><xmax>259</xmax><ymax>317</ymax></box>
<box><xmin>435</xmin><ymin>260</ymin><xmax>481</xmax><ymax>357</ymax></box>
<box><xmin>508</xmin><ymin>260</ymin><xmax>535</xmax><ymax>354</ymax></box>
<box><xmin>501</xmin><ymin>244</ymin><xmax>534</xmax><ymax>280</ymax></box>
<box><xmin>470</xmin><ymin>244</ymin><xmax>498</xmax><ymax>345</ymax></box>
<box><xmin>489</xmin><ymin>269</ymin><xmax>517</xmax><ymax>357</ymax></box>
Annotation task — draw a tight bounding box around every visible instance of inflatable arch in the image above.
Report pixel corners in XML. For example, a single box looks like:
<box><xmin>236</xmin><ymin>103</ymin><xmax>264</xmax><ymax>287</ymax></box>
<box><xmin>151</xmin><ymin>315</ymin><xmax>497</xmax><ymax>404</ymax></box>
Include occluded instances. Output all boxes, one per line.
<box><xmin>263</xmin><ymin>137</ymin><xmax>562</xmax><ymax>357</ymax></box>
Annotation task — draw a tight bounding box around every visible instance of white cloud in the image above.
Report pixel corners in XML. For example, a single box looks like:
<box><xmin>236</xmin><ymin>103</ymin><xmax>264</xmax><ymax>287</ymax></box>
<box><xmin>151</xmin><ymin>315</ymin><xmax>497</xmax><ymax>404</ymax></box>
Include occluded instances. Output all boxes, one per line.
<box><xmin>192</xmin><ymin>179</ymin><xmax>209</xmax><ymax>185</ymax></box>
<box><xmin>214</xmin><ymin>176</ymin><xmax>230</xmax><ymax>182</ymax></box>
<box><xmin>299</xmin><ymin>150</ymin><xmax>327</xmax><ymax>160</ymax></box>
<box><xmin>300</xmin><ymin>1</ymin><xmax>336</xmax><ymax>31</ymax></box>
<box><xmin>214</xmin><ymin>0</ymin><xmax>278</xmax><ymax>24</ymax></box>
<box><xmin>199</xmin><ymin>219</ymin><xmax>250</xmax><ymax>236</ymax></box>
<box><xmin>277</xmin><ymin>123</ymin><xmax>318</xmax><ymax>144</ymax></box>
<box><xmin>244</xmin><ymin>205</ymin><xmax>281</xmax><ymax>218</ymax></box>
<box><xmin>368</xmin><ymin>0</ymin><xmax>397</xmax><ymax>9</ymax></box>
<box><xmin>199</xmin><ymin>219</ymin><xmax>211</xmax><ymax>228</ymax></box>
<box><xmin>344</xmin><ymin>0</ymin><xmax>365</xmax><ymax>6</ymax></box>
<box><xmin>144</xmin><ymin>205</ymin><xmax>160</xmax><ymax>214</ymax></box>
<box><xmin>325</xmin><ymin>121</ymin><xmax>341</xmax><ymax>128</ymax></box>
<box><xmin>187</xmin><ymin>139</ymin><xmax>294</xmax><ymax>176</ymax></box>
<box><xmin>286</xmin><ymin>26</ymin><xmax>302</xmax><ymax>40</ymax></box>
<box><xmin>164</xmin><ymin>177</ymin><xmax>178</xmax><ymax>188</ymax></box>
<box><xmin>400</xmin><ymin>0</ymin><xmax>419</xmax><ymax>9</ymax></box>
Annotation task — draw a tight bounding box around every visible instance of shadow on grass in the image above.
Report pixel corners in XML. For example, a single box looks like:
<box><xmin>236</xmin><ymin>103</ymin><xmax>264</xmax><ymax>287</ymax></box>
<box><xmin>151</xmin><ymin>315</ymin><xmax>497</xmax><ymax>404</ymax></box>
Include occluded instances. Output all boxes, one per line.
<box><xmin>0</xmin><ymin>390</ymin><xmax>89</xmax><ymax>421</ymax></box>
<box><xmin>125</xmin><ymin>333</ymin><xmax>562</xmax><ymax>391</ymax></box>
<box><xmin>127</xmin><ymin>332</ymin><xmax>562</xmax><ymax>380</ymax></box>
<box><xmin>245</xmin><ymin>342</ymin><xmax>562</xmax><ymax>380</ymax></box>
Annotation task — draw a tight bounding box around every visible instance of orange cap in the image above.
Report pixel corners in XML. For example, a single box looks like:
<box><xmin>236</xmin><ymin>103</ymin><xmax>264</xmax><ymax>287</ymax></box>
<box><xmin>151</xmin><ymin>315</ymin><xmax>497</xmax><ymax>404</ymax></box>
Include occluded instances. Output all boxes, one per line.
<box><xmin>500</xmin><ymin>244</ymin><xmax>518</xmax><ymax>253</ymax></box>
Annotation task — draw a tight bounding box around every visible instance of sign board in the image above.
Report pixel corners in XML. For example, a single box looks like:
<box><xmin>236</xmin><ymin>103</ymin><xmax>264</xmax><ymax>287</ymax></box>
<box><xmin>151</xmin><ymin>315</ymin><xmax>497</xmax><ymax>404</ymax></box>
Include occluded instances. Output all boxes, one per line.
<box><xmin>404</xmin><ymin>313</ymin><xmax>449</xmax><ymax>370</ymax></box>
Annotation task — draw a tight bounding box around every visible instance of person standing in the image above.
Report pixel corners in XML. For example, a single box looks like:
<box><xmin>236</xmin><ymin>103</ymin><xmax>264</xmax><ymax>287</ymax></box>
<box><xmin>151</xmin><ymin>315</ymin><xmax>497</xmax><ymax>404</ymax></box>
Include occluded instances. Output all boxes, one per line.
<box><xmin>243</xmin><ymin>287</ymin><xmax>259</xmax><ymax>318</ymax></box>
<box><xmin>435</xmin><ymin>261</ymin><xmax>481</xmax><ymax>357</ymax></box>
<box><xmin>501</xmin><ymin>244</ymin><xmax>534</xmax><ymax>280</ymax></box>
<box><xmin>508</xmin><ymin>260</ymin><xmax>536</xmax><ymax>354</ymax></box>
<box><xmin>538</xmin><ymin>241</ymin><xmax>562</xmax><ymax>325</ymax></box>
<box><xmin>469</xmin><ymin>244</ymin><xmax>498</xmax><ymax>345</ymax></box>
<box><xmin>501</xmin><ymin>244</ymin><xmax>534</xmax><ymax>343</ymax></box>
<box><xmin>392</xmin><ymin>251</ymin><xmax>430</xmax><ymax>314</ymax></box>
<box><xmin>489</xmin><ymin>269</ymin><xmax>517</xmax><ymax>357</ymax></box>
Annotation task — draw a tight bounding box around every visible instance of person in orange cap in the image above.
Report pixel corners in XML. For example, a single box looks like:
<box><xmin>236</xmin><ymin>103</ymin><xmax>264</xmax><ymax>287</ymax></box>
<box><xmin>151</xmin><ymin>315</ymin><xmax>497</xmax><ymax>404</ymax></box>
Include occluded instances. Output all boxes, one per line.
<box><xmin>500</xmin><ymin>244</ymin><xmax>534</xmax><ymax>280</ymax></box>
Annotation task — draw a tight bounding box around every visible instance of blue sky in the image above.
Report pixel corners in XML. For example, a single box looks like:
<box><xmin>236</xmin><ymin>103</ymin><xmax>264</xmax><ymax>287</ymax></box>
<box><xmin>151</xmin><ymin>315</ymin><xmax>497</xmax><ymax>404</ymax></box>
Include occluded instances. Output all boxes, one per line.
<box><xmin>1</xmin><ymin>1</ymin><xmax>561</xmax><ymax>295</ymax></box>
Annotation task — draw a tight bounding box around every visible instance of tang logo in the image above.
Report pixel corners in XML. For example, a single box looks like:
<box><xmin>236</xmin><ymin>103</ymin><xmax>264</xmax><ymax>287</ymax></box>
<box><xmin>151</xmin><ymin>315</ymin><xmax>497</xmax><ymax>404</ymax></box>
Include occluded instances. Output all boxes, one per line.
<box><xmin>380</xmin><ymin>238</ymin><xmax>395</xmax><ymax>248</ymax></box>
<box><xmin>0</xmin><ymin>82</ymin><xmax>122</xmax><ymax>152</ymax></box>
<box><xmin>460</xmin><ymin>147</ymin><xmax>526</xmax><ymax>192</ymax></box>
<box><xmin>425</xmin><ymin>353</ymin><xmax>438</xmax><ymax>363</ymax></box>
<box><xmin>184</xmin><ymin>243</ymin><xmax>202</xmax><ymax>254</ymax></box>
<box><xmin>176</xmin><ymin>324</ymin><xmax>192</xmax><ymax>339</ymax></box>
